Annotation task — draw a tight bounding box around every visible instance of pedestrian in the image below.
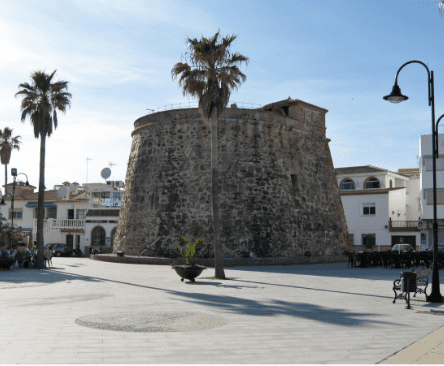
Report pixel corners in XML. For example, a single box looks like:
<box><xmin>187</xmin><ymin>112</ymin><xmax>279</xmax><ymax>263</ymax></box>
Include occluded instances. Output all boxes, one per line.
<box><xmin>44</xmin><ymin>245</ymin><xmax>53</xmax><ymax>267</ymax></box>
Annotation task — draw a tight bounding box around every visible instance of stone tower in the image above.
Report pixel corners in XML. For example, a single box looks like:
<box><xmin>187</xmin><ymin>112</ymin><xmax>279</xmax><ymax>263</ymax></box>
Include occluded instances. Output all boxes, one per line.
<box><xmin>114</xmin><ymin>98</ymin><xmax>351</xmax><ymax>257</ymax></box>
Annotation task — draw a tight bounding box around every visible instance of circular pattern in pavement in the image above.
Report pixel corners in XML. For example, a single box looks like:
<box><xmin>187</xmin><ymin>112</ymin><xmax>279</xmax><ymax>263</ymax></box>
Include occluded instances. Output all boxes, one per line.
<box><xmin>75</xmin><ymin>311</ymin><xmax>229</xmax><ymax>332</ymax></box>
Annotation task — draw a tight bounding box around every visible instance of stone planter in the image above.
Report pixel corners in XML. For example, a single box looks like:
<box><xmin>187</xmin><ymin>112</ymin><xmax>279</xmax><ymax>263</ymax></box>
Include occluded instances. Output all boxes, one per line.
<box><xmin>0</xmin><ymin>257</ymin><xmax>16</xmax><ymax>270</ymax></box>
<box><xmin>173</xmin><ymin>264</ymin><xmax>206</xmax><ymax>282</ymax></box>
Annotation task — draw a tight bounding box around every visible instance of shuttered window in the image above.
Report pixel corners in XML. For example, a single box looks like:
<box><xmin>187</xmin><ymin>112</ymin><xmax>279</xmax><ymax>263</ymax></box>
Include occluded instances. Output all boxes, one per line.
<box><xmin>425</xmin><ymin>157</ymin><xmax>444</xmax><ymax>171</ymax></box>
<box><xmin>426</xmin><ymin>190</ymin><xmax>444</xmax><ymax>205</ymax></box>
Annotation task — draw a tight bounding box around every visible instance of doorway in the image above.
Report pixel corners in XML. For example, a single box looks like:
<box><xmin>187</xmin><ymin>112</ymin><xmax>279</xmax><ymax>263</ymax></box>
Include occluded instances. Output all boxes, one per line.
<box><xmin>68</xmin><ymin>209</ymin><xmax>74</xmax><ymax>220</ymax></box>
<box><xmin>66</xmin><ymin>234</ymin><xmax>74</xmax><ymax>249</ymax></box>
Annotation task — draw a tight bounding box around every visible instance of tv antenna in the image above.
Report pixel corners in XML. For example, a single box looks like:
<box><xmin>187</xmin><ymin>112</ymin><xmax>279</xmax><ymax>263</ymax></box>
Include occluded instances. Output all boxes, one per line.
<box><xmin>109</xmin><ymin>162</ymin><xmax>116</xmax><ymax>181</ymax></box>
<box><xmin>86</xmin><ymin>157</ymin><xmax>93</xmax><ymax>184</ymax></box>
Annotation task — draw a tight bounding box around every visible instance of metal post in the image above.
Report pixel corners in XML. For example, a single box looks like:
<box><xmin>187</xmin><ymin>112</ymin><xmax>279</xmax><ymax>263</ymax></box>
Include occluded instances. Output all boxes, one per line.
<box><xmin>427</xmin><ymin>70</ymin><xmax>443</xmax><ymax>302</ymax></box>
<box><xmin>10</xmin><ymin>177</ymin><xmax>16</xmax><ymax>250</ymax></box>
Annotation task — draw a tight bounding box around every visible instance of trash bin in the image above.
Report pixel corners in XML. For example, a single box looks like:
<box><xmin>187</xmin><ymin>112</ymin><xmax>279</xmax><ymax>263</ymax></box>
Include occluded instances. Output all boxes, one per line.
<box><xmin>401</xmin><ymin>271</ymin><xmax>417</xmax><ymax>293</ymax></box>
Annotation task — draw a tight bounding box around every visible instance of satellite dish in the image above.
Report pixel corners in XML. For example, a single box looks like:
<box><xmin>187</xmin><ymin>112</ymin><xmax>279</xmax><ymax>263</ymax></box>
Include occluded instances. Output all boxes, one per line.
<box><xmin>69</xmin><ymin>184</ymin><xmax>75</xmax><ymax>192</ymax></box>
<box><xmin>57</xmin><ymin>186</ymin><xmax>68</xmax><ymax>198</ymax></box>
<box><xmin>101</xmin><ymin>168</ymin><xmax>111</xmax><ymax>180</ymax></box>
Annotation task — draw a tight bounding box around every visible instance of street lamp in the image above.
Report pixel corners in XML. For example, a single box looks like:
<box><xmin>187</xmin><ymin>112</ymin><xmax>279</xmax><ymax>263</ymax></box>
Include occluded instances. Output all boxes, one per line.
<box><xmin>384</xmin><ymin>60</ymin><xmax>444</xmax><ymax>303</ymax></box>
<box><xmin>0</xmin><ymin>169</ymin><xmax>29</xmax><ymax>249</ymax></box>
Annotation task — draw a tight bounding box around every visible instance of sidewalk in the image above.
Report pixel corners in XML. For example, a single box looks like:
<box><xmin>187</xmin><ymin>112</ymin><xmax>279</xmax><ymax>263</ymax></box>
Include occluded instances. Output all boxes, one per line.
<box><xmin>1</xmin><ymin>258</ymin><xmax>444</xmax><ymax>364</ymax></box>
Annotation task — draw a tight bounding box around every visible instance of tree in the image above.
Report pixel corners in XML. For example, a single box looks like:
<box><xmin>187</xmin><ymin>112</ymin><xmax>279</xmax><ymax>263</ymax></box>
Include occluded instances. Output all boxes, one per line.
<box><xmin>15</xmin><ymin>70</ymin><xmax>72</xmax><ymax>269</ymax></box>
<box><xmin>171</xmin><ymin>30</ymin><xmax>249</xmax><ymax>279</ymax></box>
<box><xmin>0</xmin><ymin>128</ymin><xmax>22</xmax><ymax>195</ymax></box>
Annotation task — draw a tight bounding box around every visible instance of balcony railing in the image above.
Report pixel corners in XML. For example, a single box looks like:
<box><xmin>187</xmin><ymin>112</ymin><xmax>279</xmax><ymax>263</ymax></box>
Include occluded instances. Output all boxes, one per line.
<box><xmin>146</xmin><ymin>102</ymin><xmax>263</xmax><ymax>114</ymax></box>
<box><xmin>389</xmin><ymin>220</ymin><xmax>419</xmax><ymax>232</ymax></box>
<box><xmin>33</xmin><ymin>219</ymin><xmax>85</xmax><ymax>230</ymax></box>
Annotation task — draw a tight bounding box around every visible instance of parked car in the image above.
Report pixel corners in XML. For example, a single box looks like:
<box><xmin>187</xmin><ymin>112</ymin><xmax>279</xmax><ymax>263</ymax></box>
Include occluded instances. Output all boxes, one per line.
<box><xmin>391</xmin><ymin>244</ymin><xmax>415</xmax><ymax>253</ymax></box>
<box><xmin>44</xmin><ymin>243</ymin><xmax>71</xmax><ymax>257</ymax></box>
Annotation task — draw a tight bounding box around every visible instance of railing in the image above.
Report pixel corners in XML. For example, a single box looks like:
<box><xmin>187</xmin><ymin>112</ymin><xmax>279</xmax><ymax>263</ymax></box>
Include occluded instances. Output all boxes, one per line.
<box><xmin>390</xmin><ymin>220</ymin><xmax>418</xmax><ymax>228</ymax></box>
<box><xmin>389</xmin><ymin>220</ymin><xmax>419</xmax><ymax>232</ymax></box>
<box><xmin>146</xmin><ymin>102</ymin><xmax>263</xmax><ymax>114</ymax></box>
<box><xmin>33</xmin><ymin>219</ymin><xmax>85</xmax><ymax>230</ymax></box>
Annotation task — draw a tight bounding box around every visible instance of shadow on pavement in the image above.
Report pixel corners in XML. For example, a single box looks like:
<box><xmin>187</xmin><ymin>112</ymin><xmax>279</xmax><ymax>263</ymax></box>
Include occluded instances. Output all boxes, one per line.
<box><xmin>2</xmin><ymin>266</ymin><xmax>407</xmax><ymax>328</ymax></box>
<box><xmin>232</xmin><ymin>262</ymin><xmax>440</xmax><ymax>281</ymax></box>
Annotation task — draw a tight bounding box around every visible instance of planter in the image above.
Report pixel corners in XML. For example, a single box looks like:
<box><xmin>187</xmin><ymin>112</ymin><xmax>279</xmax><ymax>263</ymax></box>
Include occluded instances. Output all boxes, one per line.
<box><xmin>0</xmin><ymin>257</ymin><xmax>16</xmax><ymax>270</ymax></box>
<box><xmin>173</xmin><ymin>264</ymin><xmax>206</xmax><ymax>282</ymax></box>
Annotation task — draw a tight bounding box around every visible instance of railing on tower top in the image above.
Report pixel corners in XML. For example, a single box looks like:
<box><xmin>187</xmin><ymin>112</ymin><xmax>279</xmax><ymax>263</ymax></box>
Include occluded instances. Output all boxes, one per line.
<box><xmin>146</xmin><ymin>102</ymin><xmax>263</xmax><ymax>114</ymax></box>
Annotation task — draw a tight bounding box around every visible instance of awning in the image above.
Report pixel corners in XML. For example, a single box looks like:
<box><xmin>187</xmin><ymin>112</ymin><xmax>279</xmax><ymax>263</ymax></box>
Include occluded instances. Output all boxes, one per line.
<box><xmin>25</xmin><ymin>202</ymin><xmax>57</xmax><ymax>208</ymax></box>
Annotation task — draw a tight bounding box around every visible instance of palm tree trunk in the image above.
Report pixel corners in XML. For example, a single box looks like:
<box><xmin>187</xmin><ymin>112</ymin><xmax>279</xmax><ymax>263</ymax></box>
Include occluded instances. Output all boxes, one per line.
<box><xmin>210</xmin><ymin>108</ymin><xmax>226</xmax><ymax>279</ymax></box>
<box><xmin>4</xmin><ymin>163</ymin><xmax>7</xmax><ymax>195</ymax></box>
<box><xmin>36</xmin><ymin>135</ymin><xmax>46</xmax><ymax>269</ymax></box>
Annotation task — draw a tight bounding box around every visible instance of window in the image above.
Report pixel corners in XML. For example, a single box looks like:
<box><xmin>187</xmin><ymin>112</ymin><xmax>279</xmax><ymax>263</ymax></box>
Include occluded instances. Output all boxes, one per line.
<box><xmin>341</xmin><ymin>179</ymin><xmax>354</xmax><ymax>190</ymax></box>
<box><xmin>425</xmin><ymin>157</ymin><xmax>444</xmax><ymax>171</ymax></box>
<box><xmin>9</xmin><ymin>209</ymin><xmax>22</xmax><ymax>219</ymax></box>
<box><xmin>47</xmin><ymin>207</ymin><xmax>57</xmax><ymax>219</ymax></box>
<box><xmin>361</xmin><ymin>234</ymin><xmax>376</xmax><ymax>248</ymax></box>
<box><xmin>390</xmin><ymin>180</ymin><xmax>393</xmax><ymax>188</ymax></box>
<box><xmin>363</xmin><ymin>204</ymin><xmax>376</xmax><ymax>215</ymax></box>
<box><xmin>365</xmin><ymin>178</ymin><xmax>380</xmax><ymax>189</ymax></box>
<box><xmin>112</xmin><ymin>192</ymin><xmax>122</xmax><ymax>201</ymax></box>
<box><xmin>426</xmin><ymin>190</ymin><xmax>444</xmax><ymax>205</ymax></box>
<box><xmin>91</xmin><ymin>226</ymin><xmax>106</xmax><ymax>246</ymax></box>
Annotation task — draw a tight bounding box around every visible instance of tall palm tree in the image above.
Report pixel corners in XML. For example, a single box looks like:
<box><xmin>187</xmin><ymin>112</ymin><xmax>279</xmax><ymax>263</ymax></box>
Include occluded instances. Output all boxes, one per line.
<box><xmin>15</xmin><ymin>70</ymin><xmax>72</xmax><ymax>269</ymax></box>
<box><xmin>0</xmin><ymin>128</ymin><xmax>22</xmax><ymax>195</ymax></box>
<box><xmin>172</xmin><ymin>30</ymin><xmax>249</xmax><ymax>279</ymax></box>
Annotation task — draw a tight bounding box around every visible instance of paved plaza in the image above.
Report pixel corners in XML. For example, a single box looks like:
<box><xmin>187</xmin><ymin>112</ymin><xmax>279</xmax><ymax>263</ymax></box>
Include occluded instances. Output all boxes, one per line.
<box><xmin>2</xmin><ymin>258</ymin><xmax>444</xmax><ymax>364</ymax></box>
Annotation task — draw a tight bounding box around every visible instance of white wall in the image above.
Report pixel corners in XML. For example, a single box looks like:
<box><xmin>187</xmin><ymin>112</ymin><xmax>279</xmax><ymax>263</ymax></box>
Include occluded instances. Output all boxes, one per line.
<box><xmin>341</xmin><ymin>193</ymin><xmax>389</xmax><ymax>247</ymax></box>
<box><xmin>420</xmin><ymin>134</ymin><xmax>444</xmax><ymax>219</ymax></box>
<box><xmin>388</xmin><ymin>189</ymin><xmax>407</xmax><ymax>221</ymax></box>
<box><xmin>405</xmin><ymin>177</ymin><xmax>421</xmax><ymax>221</ymax></box>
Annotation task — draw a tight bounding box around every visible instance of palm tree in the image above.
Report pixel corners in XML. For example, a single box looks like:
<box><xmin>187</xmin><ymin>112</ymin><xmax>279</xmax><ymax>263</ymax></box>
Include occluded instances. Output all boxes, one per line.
<box><xmin>172</xmin><ymin>30</ymin><xmax>249</xmax><ymax>279</ymax></box>
<box><xmin>15</xmin><ymin>70</ymin><xmax>72</xmax><ymax>269</ymax></box>
<box><xmin>0</xmin><ymin>128</ymin><xmax>22</xmax><ymax>195</ymax></box>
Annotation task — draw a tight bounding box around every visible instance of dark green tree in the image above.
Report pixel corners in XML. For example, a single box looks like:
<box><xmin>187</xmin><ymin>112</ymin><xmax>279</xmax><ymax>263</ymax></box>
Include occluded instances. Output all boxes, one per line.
<box><xmin>15</xmin><ymin>70</ymin><xmax>72</xmax><ymax>268</ymax></box>
<box><xmin>0</xmin><ymin>128</ymin><xmax>22</xmax><ymax>194</ymax></box>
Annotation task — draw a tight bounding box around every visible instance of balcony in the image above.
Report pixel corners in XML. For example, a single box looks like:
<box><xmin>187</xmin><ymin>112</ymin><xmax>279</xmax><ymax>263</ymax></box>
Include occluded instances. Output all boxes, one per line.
<box><xmin>33</xmin><ymin>219</ymin><xmax>85</xmax><ymax>230</ymax></box>
<box><xmin>388</xmin><ymin>219</ymin><xmax>419</xmax><ymax>232</ymax></box>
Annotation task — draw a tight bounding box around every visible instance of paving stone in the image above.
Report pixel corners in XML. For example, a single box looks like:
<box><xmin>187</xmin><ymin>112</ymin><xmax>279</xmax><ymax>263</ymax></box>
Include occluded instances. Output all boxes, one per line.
<box><xmin>3</xmin><ymin>258</ymin><xmax>444</xmax><ymax>364</ymax></box>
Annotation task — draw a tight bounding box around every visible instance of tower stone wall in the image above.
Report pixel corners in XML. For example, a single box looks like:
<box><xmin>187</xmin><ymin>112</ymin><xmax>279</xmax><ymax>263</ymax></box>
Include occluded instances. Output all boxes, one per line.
<box><xmin>114</xmin><ymin>99</ymin><xmax>351</xmax><ymax>257</ymax></box>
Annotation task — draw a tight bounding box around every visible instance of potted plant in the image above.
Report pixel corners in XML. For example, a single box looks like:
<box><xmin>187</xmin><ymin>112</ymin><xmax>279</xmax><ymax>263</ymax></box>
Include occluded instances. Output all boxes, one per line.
<box><xmin>172</xmin><ymin>235</ymin><xmax>207</xmax><ymax>282</ymax></box>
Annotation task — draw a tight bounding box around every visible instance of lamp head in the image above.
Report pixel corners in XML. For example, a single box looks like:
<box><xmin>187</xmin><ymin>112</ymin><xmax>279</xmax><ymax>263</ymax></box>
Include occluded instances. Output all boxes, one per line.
<box><xmin>383</xmin><ymin>83</ymin><xmax>408</xmax><ymax>103</ymax></box>
<box><xmin>25</xmin><ymin>181</ymin><xmax>29</xmax><ymax>187</ymax></box>
<box><xmin>0</xmin><ymin>197</ymin><xmax>5</xmax><ymax>205</ymax></box>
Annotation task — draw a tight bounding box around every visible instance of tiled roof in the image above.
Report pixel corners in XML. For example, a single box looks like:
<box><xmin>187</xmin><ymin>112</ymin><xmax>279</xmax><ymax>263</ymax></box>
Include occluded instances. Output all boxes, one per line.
<box><xmin>2</xmin><ymin>189</ymin><xmax>89</xmax><ymax>203</ymax></box>
<box><xmin>86</xmin><ymin>209</ymin><xmax>120</xmax><ymax>217</ymax></box>
<box><xmin>260</xmin><ymin>98</ymin><xmax>328</xmax><ymax>112</ymax></box>
<box><xmin>334</xmin><ymin>165</ymin><xmax>415</xmax><ymax>178</ymax></box>
<box><xmin>339</xmin><ymin>187</ymin><xmax>406</xmax><ymax>196</ymax></box>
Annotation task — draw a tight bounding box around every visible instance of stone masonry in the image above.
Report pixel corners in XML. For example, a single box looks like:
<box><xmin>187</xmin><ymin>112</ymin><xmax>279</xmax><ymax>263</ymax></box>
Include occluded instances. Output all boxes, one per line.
<box><xmin>113</xmin><ymin>98</ymin><xmax>351</xmax><ymax>257</ymax></box>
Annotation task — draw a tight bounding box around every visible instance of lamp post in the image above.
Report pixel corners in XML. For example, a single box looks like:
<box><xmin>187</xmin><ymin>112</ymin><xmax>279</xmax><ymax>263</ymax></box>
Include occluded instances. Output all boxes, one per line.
<box><xmin>0</xmin><ymin>169</ymin><xmax>30</xmax><ymax>249</ymax></box>
<box><xmin>384</xmin><ymin>60</ymin><xmax>444</xmax><ymax>303</ymax></box>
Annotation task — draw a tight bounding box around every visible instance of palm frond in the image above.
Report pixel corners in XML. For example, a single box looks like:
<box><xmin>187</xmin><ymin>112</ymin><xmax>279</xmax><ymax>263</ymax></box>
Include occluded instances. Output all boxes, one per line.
<box><xmin>173</xmin><ymin>31</ymin><xmax>248</xmax><ymax>121</ymax></box>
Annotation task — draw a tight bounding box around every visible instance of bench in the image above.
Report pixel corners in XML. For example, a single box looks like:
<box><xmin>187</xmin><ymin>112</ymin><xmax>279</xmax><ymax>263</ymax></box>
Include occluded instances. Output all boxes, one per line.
<box><xmin>393</xmin><ymin>267</ymin><xmax>432</xmax><ymax>303</ymax></box>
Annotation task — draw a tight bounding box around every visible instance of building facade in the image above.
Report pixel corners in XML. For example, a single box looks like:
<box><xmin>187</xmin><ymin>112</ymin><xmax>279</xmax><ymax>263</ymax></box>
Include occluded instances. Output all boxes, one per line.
<box><xmin>335</xmin><ymin>165</ymin><xmax>422</xmax><ymax>251</ymax></box>
<box><xmin>0</xmin><ymin>180</ymin><xmax>123</xmax><ymax>255</ymax></box>
<box><xmin>419</xmin><ymin>133</ymin><xmax>444</xmax><ymax>247</ymax></box>
<box><xmin>114</xmin><ymin>98</ymin><xmax>351</xmax><ymax>257</ymax></box>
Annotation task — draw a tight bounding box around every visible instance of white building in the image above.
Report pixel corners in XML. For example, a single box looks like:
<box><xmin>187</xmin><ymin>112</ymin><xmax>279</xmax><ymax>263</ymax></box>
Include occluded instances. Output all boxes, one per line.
<box><xmin>419</xmin><ymin>133</ymin><xmax>444</xmax><ymax>247</ymax></box>
<box><xmin>0</xmin><ymin>180</ymin><xmax>123</xmax><ymax>255</ymax></box>
<box><xmin>335</xmin><ymin>165</ymin><xmax>422</xmax><ymax>251</ymax></box>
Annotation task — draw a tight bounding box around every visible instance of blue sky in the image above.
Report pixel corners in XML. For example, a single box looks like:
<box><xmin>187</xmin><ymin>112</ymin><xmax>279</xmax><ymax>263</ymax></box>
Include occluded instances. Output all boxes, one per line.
<box><xmin>1</xmin><ymin>0</ymin><xmax>444</xmax><ymax>190</ymax></box>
